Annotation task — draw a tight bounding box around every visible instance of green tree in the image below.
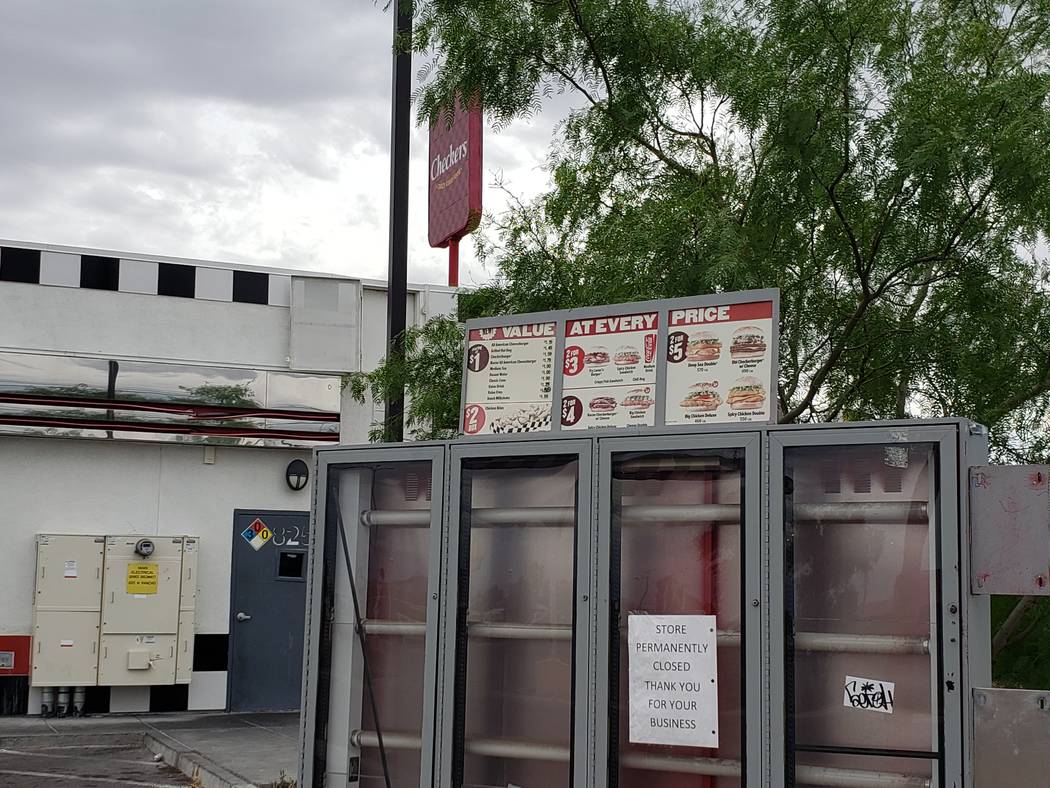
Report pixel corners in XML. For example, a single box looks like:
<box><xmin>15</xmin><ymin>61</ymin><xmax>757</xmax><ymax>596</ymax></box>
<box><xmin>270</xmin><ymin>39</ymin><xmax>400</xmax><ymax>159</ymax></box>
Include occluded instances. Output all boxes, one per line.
<box><xmin>346</xmin><ymin>315</ymin><xmax>464</xmax><ymax>441</ymax></box>
<box><xmin>371</xmin><ymin>0</ymin><xmax>1050</xmax><ymax>682</ymax></box>
<box><xmin>411</xmin><ymin>0</ymin><xmax>1050</xmax><ymax>448</ymax></box>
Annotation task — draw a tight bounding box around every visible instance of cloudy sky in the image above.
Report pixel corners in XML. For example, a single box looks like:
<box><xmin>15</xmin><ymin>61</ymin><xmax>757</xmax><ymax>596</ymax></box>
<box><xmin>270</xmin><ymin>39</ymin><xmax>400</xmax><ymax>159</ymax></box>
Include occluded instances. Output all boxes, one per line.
<box><xmin>0</xmin><ymin>1</ymin><xmax>567</xmax><ymax>286</ymax></box>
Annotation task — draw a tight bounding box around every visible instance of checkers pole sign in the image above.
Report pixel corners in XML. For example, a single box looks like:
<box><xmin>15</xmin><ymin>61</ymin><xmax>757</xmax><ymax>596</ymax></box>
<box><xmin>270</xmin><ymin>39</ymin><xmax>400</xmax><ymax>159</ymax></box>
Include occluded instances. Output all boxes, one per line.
<box><xmin>461</xmin><ymin>289</ymin><xmax>779</xmax><ymax>435</ymax></box>
<box><xmin>428</xmin><ymin>98</ymin><xmax>483</xmax><ymax>287</ymax></box>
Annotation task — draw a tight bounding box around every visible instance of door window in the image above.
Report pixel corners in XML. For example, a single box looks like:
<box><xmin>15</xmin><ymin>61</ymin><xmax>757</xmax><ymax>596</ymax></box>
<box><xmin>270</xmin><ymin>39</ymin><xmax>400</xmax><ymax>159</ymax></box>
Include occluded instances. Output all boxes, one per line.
<box><xmin>608</xmin><ymin>450</ymin><xmax>746</xmax><ymax>787</ymax></box>
<box><xmin>330</xmin><ymin>462</ymin><xmax>436</xmax><ymax>787</ymax></box>
<box><xmin>784</xmin><ymin>444</ymin><xmax>939</xmax><ymax>785</ymax></box>
<box><xmin>452</xmin><ymin>456</ymin><xmax>580</xmax><ymax>788</ymax></box>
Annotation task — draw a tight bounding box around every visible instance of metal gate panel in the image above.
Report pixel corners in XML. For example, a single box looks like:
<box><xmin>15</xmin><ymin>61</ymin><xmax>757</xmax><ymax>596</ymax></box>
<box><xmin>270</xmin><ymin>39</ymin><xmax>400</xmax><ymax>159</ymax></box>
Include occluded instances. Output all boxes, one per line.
<box><xmin>972</xmin><ymin>687</ymin><xmax>1050</xmax><ymax>786</ymax></box>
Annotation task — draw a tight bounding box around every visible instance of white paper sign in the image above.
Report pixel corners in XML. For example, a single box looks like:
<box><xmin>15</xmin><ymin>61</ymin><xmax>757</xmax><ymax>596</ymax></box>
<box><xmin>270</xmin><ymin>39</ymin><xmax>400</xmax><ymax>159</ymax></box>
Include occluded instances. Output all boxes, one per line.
<box><xmin>561</xmin><ymin>312</ymin><xmax>659</xmax><ymax>430</ymax></box>
<box><xmin>628</xmin><ymin>614</ymin><xmax>719</xmax><ymax>747</ymax></box>
<box><xmin>63</xmin><ymin>560</ymin><xmax>78</xmax><ymax>579</ymax></box>
<box><xmin>843</xmin><ymin>675</ymin><xmax>895</xmax><ymax>714</ymax></box>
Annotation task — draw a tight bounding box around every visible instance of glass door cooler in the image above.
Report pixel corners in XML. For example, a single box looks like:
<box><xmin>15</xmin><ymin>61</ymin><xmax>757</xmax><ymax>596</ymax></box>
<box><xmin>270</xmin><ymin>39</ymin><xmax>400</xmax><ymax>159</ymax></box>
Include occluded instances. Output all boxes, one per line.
<box><xmin>299</xmin><ymin>420</ymin><xmax>992</xmax><ymax>788</ymax></box>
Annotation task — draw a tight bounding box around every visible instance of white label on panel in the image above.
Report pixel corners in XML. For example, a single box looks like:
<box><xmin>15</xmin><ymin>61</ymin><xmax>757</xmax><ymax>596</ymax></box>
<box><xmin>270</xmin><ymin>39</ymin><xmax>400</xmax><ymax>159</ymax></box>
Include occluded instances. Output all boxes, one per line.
<box><xmin>63</xmin><ymin>560</ymin><xmax>78</xmax><ymax>579</ymax></box>
<box><xmin>628</xmin><ymin>614</ymin><xmax>719</xmax><ymax>747</ymax></box>
<box><xmin>843</xmin><ymin>675</ymin><xmax>895</xmax><ymax>714</ymax></box>
<box><xmin>59</xmin><ymin>640</ymin><xmax>74</xmax><ymax>648</ymax></box>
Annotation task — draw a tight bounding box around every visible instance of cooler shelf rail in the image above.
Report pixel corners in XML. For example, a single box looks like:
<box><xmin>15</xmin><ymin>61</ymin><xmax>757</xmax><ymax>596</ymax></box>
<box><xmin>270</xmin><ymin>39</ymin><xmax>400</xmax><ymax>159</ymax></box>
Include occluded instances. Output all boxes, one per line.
<box><xmin>360</xmin><ymin>620</ymin><xmax>929</xmax><ymax>655</ymax></box>
<box><xmin>349</xmin><ymin>731</ymin><xmax>929</xmax><ymax>786</ymax></box>
<box><xmin>359</xmin><ymin>500</ymin><xmax>928</xmax><ymax>528</ymax></box>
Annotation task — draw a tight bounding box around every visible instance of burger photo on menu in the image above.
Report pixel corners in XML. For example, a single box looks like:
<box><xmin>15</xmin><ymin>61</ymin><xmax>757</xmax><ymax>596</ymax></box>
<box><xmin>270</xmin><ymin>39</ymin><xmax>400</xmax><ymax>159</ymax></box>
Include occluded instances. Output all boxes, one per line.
<box><xmin>584</xmin><ymin>345</ymin><xmax>610</xmax><ymax>365</ymax></box>
<box><xmin>729</xmin><ymin>326</ymin><xmax>766</xmax><ymax>360</ymax></box>
<box><xmin>622</xmin><ymin>387</ymin><xmax>655</xmax><ymax>409</ymax></box>
<box><xmin>686</xmin><ymin>331</ymin><xmax>721</xmax><ymax>362</ymax></box>
<box><xmin>726</xmin><ymin>376</ymin><xmax>766</xmax><ymax>410</ymax></box>
<box><xmin>614</xmin><ymin>345</ymin><xmax>641</xmax><ymax>365</ymax></box>
<box><xmin>680</xmin><ymin>381</ymin><xmax>722</xmax><ymax>411</ymax></box>
<box><xmin>589</xmin><ymin>395</ymin><xmax>618</xmax><ymax>412</ymax></box>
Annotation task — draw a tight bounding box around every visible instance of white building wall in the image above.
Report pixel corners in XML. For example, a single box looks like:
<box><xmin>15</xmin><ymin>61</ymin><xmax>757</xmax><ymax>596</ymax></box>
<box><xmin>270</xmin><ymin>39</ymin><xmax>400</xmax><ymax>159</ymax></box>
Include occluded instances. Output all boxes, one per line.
<box><xmin>0</xmin><ymin>241</ymin><xmax>457</xmax><ymax>714</ymax></box>
<box><xmin>0</xmin><ymin>437</ymin><xmax>311</xmax><ymax>637</ymax></box>
<box><xmin>0</xmin><ymin>281</ymin><xmax>292</xmax><ymax>370</ymax></box>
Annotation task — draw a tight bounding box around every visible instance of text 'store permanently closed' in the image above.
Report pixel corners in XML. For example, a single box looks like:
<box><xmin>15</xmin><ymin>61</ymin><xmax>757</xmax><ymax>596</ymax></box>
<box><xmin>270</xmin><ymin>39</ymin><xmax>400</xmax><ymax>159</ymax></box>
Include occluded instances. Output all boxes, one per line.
<box><xmin>628</xmin><ymin>614</ymin><xmax>720</xmax><ymax>748</ymax></box>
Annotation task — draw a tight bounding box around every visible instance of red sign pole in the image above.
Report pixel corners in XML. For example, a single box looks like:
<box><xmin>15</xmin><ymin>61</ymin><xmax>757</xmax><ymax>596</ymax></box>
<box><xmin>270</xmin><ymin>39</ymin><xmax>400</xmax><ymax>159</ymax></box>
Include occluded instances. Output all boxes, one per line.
<box><xmin>448</xmin><ymin>238</ymin><xmax>460</xmax><ymax>288</ymax></box>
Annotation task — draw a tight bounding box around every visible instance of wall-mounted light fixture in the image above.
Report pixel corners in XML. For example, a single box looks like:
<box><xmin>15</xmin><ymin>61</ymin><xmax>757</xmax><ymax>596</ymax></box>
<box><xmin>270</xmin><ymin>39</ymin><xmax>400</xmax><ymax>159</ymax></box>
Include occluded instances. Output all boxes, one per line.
<box><xmin>286</xmin><ymin>459</ymin><xmax>310</xmax><ymax>491</ymax></box>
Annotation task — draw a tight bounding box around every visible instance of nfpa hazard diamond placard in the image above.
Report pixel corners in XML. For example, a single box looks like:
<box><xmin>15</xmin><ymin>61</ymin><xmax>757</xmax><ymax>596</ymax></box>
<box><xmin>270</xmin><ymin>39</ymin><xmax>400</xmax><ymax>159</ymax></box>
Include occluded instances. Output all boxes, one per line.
<box><xmin>241</xmin><ymin>518</ymin><xmax>272</xmax><ymax>551</ymax></box>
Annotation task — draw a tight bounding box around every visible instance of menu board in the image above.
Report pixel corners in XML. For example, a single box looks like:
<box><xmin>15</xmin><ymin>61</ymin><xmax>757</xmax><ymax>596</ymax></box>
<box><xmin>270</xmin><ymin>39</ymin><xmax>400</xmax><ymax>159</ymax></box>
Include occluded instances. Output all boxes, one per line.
<box><xmin>560</xmin><ymin>312</ymin><xmax>659</xmax><ymax>430</ymax></box>
<box><xmin>462</xmin><ymin>322</ymin><xmax>556</xmax><ymax>434</ymax></box>
<box><xmin>460</xmin><ymin>291</ymin><xmax>778</xmax><ymax>436</ymax></box>
<box><xmin>664</xmin><ymin>301</ymin><xmax>775</xmax><ymax>424</ymax></box>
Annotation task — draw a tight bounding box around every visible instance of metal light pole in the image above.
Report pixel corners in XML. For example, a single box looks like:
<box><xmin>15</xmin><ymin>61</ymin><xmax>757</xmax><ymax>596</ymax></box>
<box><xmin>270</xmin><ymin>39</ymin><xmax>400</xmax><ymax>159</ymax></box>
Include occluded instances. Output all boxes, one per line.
<box><xmin>384</xmin><ymin>0</ymin><xmax>412</xmax><ymax>443</ymax></box>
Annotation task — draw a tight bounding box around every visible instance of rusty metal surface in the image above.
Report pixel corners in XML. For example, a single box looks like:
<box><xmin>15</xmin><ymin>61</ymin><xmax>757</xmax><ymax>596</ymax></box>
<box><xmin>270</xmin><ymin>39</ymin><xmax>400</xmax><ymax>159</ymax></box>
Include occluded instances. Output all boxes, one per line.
<box><xmin>973</xmin><ymin>688</ymin><xmax>1050</xmax><ymax>787</ymax></box>
<box><xmin>969</xmin><ymin>465</ymin><xmax>1050</xmax><ymax>595</ymax></box>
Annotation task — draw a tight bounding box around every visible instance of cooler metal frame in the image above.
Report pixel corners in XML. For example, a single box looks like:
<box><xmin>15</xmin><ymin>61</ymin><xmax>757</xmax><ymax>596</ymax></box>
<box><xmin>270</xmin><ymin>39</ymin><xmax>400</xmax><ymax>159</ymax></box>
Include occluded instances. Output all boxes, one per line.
<box><xmin>297</xmin><ymin>418</ymin><xmax>989</xmax><ymax>788</ymax></box>
<box><xmin>298</xmin><ymin>443</ymin><xmax>447</xmax><ymax>788</ymax></box>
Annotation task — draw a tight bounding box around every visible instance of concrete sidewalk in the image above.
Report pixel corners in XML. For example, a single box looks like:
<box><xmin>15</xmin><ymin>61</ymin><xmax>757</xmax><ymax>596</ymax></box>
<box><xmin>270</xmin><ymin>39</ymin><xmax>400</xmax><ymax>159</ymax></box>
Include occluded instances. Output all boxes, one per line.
<box><xmin>0</xmin><ymin>711</ymin><xmax>300</xmax><ymax>787</ymax></box>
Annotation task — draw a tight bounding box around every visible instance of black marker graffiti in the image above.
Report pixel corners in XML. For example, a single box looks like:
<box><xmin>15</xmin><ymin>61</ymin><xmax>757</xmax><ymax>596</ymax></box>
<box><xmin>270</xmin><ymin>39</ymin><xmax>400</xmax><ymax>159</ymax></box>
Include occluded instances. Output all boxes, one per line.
<box><xmin>844</xmin><ymin>678</ymin><xmax>894</xmax><ymax>712</ymax></box>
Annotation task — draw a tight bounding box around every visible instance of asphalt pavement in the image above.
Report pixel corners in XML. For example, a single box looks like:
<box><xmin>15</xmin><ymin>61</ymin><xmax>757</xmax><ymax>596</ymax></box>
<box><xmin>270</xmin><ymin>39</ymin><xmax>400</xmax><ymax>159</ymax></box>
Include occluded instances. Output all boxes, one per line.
<box><xmin>0</xmin><ymin>737</ymin><xmax>190</xmax><ymax>787</ymax></box>
<box><xmin>0</xmin><ymin>711</ymin><xmax>300</xmax><ymax>787</ymax></box>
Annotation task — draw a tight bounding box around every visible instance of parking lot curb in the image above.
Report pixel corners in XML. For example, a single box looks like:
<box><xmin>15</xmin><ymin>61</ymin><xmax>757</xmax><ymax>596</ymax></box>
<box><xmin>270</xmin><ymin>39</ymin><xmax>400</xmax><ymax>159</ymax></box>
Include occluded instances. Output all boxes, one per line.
<box><xmin>144</xmin><ymin>731</ymin><xmax>256</xmax><ymax>788</ymax></box>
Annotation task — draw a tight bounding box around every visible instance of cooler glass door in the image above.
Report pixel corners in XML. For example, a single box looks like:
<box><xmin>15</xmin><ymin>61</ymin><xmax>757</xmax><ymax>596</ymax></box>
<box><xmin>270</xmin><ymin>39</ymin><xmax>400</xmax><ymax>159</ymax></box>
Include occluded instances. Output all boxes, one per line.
<box><xmin>439</xmin><ymin>440</ymin><xmax>593</xmax><ymax>788</ymax></box>
<box><xmin>595</xmin><ymin>433</ymin><xmax>762</xmax><ymax>788</ymax></box>
<box><xmin>301</xmin><ymin>448</ymin><xmax>445</xmax><ymax>788</ymax></box>
<box><xmin>771</xmin><ymin>427</ymin><xmax>962</xmax><ymax>788</ymax></box>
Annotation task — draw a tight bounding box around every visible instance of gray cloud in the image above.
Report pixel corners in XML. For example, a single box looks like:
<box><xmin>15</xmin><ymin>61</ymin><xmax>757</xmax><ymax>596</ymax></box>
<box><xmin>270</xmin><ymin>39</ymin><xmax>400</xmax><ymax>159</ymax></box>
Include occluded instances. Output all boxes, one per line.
<box><xmin>0</xmin><ymin>0</ymin><xmax>573</xmax><ymax>283</ymax></box>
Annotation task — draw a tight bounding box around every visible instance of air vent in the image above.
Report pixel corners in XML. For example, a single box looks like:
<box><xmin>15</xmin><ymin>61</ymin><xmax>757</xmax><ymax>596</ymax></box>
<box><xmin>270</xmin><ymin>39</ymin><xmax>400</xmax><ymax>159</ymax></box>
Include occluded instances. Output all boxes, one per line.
<box><xmin>425</xmin><ymin>473</ymin><xmax>432</xmax><ymax>502</ymax></box>
<box><xmin>822</xmin><ymin>467</ymin><xmax>841</xmax><ymax>494</ymax></box>
<box><xmin>405</xmin><ymin>473</ymin><xmax>419</xmax><ymax>501</ymax></box>
<box><xmin>883</xmin><ymin>467</ymin><xmax>904</xmax><ymax>493</ymax></box>
<box><xmin>853</xmin><ymin>470</ymin><xmax>872</xmax><ymax>494</ymax></box>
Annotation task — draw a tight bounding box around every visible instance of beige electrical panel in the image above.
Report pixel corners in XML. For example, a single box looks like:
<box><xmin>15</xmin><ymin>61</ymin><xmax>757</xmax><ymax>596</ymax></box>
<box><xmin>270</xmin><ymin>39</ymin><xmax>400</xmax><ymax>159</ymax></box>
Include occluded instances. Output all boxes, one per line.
<box><xmin>33</xmin><ymin>533</ymin><xmax>200</xmax><ymax>688</ymax></box>
<box><xmin>180</xmin><ymin>537</ymin><xmax>198</xmax><ymax>610</ymax></box>
<box><xmin>176</xmin><ymin>610</ymin><xmax>195</xmax><ymax>684</ymax></box>
<box><xmin>34</xmin><ymin>534</ymin><xmax>105</xmax><ymax>612</ymax></box>
<box><xmin>101</xmin><ymin>536</ymin><xmax>183</xmax><ymax>634</ymax></box>
<box><xmin>175</xmin><ymin>537</ymin><xmax>198</xmax><ymax>684</ymax></box>
<box><xmin>31</xmin><ymin>611</ymin><xmax>100</xmax><ymax>686</ymax></box>
<box><xmin>31</xmin><ymin>534</ymin><xmax>104</xmax><ymax>687</ymax></box>
<box><xmin>98</xmin><ymin>633</ymin><xmax>177</xmax><ymax>686</ymax></box>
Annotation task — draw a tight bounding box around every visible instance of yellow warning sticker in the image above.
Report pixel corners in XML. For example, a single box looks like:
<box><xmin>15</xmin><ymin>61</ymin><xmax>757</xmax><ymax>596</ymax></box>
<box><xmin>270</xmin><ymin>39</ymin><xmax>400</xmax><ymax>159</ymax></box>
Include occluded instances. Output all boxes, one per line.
<box><xmin>126</xmin><ymin>562</ymin><xmax>159</xmax><ymax>594</ymax></box>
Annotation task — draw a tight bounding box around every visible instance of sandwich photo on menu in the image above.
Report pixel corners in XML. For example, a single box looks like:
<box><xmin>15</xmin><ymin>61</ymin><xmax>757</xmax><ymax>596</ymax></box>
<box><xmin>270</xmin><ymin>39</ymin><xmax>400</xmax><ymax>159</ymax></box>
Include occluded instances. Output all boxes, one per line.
<box><xmin>686</xmin><ymin>331</ymin><xmax>721</xmax><ymax>361</ymax></box>
<box><xmin>589</xmin><ymin>395</ymin><xmax>617</xmax><ymax>412</ymax></box>
<box><xmin>726</xmin><ymin>376</ymin><xmax>766</xmax><ymax>409</ymax></box>
<box><xmin>680</xmin><ymin>382</ymin><xmax>722</xmax><ymax>411</ymax></box>
<box><xmin>584</xmin><ymin>346</ymin><xmax>610</xmax><ymax>365</ymax></box>
<box><xmin>729</xmin><ymin>326</ymin><xmax>766</xmax><ymax>360</ymax></box>
<box><xmin>622</xmin><ymin>387</ymin><xmax>655</xmax><ymax>409</ymax></box>
<box><xmin>614</xmin><ymin>345</ymin><xmax>641</xmax><ymax>365</ymax></box>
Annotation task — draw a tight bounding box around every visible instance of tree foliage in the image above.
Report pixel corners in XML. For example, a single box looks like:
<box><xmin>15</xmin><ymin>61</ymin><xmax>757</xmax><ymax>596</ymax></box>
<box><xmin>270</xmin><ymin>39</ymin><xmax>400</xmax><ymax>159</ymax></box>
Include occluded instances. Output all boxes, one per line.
<box><xmin>405</xmin><ymin>0</ymin><xmax>1050</xmax><ymax>460</ymax></box>
<box><xmin>346</xmin><ymin>315</ymin><xmax>464</xmax><ymax>441</ymax></box>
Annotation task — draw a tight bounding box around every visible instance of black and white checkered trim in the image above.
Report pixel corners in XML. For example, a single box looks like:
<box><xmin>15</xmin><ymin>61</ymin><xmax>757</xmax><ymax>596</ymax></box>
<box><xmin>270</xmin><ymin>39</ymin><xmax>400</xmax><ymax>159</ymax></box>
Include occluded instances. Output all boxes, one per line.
<box><xmin>0</xmin><ymin>244</ymin><xmax>291</xmax><ymax>306</ymax></box>
<box><xmin>489</xmin><ymin>413</ymin><xmax>553</xmax><ymax>433</ymax></box>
